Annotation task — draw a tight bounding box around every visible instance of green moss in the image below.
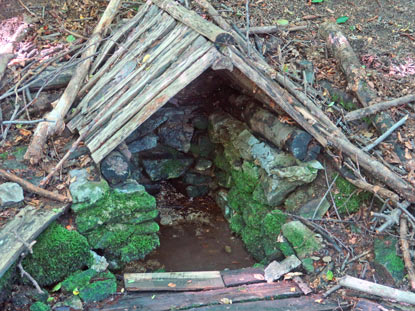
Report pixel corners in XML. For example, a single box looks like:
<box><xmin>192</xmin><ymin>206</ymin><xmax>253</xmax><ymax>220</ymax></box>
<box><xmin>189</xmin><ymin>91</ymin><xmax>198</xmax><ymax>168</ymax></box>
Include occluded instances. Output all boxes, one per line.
<box><xmin>213</xmin><ymin>147</ymin><xmax>231</xmax><ymax>172</ymax></box>
<box><xmin>301</xmin><ymin>258</ymin><xmax>315</xmax><ymax>273</ymax></box>
<box><xmin>334</xmin><ymin>177</ymin><xmax>370</xmax><ymax>214</ymax></box>
<box><xmin>241</xmin><ymin>227</ymin><xmax>265</xmax><ymax>261</ymax></box>
<box><xmin>231</xmin><ymin>161</ymin><xmax>259</xmax><ymax>194</ymax></box>
<box><xmin>30</xmin><ymin>302</ymin><xmax>50</xmax><ymax>311</ymax></box>
<box><xmin>62</xmin><ymin>269</ymin><xmax>97</xmax><ymax>292</ymax></box>
<box><xmin>75</xmin><ymin>189</ymin><xmax>156</xmax><ymax>233</ymax></box>
<box><xmin>0</xmin><ymin>263</ymin><xmax>17</xmax><ymax>303</ymax></box>
<box><xmin>229</xmin><ymin>213</ymin><xmax>244</xmax><ymax>234</ymax></box>
<box><xmin>282</xmin><ymin>221</ymin><xmax>321</xmax><ymax>259</ymax></box>
<box><xmin>263</xmin><ymin>210</ymin><xmax>287</xmax><ymax>240</ymax></box>
<box><xmin>117</xmin><ymin>233</ymin><xmax>160</xmax><ymax>263</ymax></box>
<box><xmin>374</xmin><ymin>237</ymin><xmax>405</xmax><ymax>281</ymax></box>
<box><xmin>242</xmin><ymin>201</ymin><xmax>269</xmax><ymax>228</ymax></box>
<box><xmin>277</xmin><ymin>241</ymin><xmax>295</xmax><ymax>257</ymax></box>
<box><xmin>22</xmin><ymin>222</ymin><xmax>91</xmax><ymax>286</ymax></box>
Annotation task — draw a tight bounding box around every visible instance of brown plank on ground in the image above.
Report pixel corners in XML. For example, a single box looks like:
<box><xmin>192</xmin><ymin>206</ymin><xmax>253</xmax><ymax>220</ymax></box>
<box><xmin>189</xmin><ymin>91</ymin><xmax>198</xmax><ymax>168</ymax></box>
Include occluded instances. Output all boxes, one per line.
<box><xmin>221</xmin><ymin>267</ymin><xmax>265</xmax><ymax>287</ymax></box>
<box><xmin>92</xmin><ymin>281</ymin><xmax>302</xmax><ymax>311</ymax></box>
<box><xmin>355</xmin><ymin>298</ymin><xmax>390</xmax><ymax>311</ymax></box>
<box><xmin>0</xmin><ymin>204</ymin><xmax>68</xmax><ymax>278</ymax></box>
<box><xmin>124</xmin><ymin>271</ymin><xmax>225</xmax><ymax>291</ymax></box>
<box><xmin>184</xmin><ymin>295</ymin><xmax>343</xmax><ymax>311</ymax></box>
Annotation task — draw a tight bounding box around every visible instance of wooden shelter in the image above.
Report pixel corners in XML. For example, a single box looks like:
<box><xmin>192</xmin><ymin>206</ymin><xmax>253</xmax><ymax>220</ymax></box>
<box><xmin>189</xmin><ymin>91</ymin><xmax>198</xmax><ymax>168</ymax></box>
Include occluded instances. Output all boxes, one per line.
<box><xmin>66</xmin><ymin>0</ymin><xmax>415</xmax><ymax>203</ymax></box>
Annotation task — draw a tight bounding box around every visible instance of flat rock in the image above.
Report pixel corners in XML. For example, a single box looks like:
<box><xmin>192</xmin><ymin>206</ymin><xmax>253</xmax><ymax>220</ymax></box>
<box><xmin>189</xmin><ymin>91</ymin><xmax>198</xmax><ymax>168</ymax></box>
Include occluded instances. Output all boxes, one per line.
<box><xmin>186</xmin><ymin>185</ymin><xmax>209</xmax><ymax>197</ymax></box>
<box><xmin>264</xmin><ymin>255</ymin><xmax>301</xmax><ymax>282</ymax></box>
<box><xmin>158</xmin><ymin>119</ymin><xmax>194</xmax><ymax>153</ymax></box>
<box><xmin>298</xmin><ymin>198</ymin><xmax>330</xmax><ymax>219</ymax></box>
<box><xmin>0</xmin><ymin>182</ymin><xmax>24</xmax><ymax>208</ymax></box>
<box><xmin>128</xmin><ymin>134</ymin><xmax>158</xmax><ymax>153</ymax></box>
<box><xmin>282</xmin><ymin>221</ymin><xmax>322</xmax><ymax>259</ymax></box>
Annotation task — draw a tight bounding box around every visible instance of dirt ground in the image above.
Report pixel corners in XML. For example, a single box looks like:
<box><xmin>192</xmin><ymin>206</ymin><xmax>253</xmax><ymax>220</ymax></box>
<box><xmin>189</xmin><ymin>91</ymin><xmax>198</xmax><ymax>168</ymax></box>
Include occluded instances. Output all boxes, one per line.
<box><xmin>1</xmin><ymin>0</ymin><xmax>415</xmax><ymax>309</ymax></box>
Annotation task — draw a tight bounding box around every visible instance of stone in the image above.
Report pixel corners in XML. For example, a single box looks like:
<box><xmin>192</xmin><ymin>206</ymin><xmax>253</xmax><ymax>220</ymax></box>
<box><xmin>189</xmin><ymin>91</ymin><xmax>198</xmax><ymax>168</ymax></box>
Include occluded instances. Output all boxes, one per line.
<box><xmin>113</xmin><ymin>179</ymin><xmax>146</xmax><ymax>194</ymax></box>
<box><xmin>141</xmin><ymin>147</ymin><xmax>194</xmax><ymax>181</ymax></box>
<box><xmin>374</xmin><ymin>237</ymin><xmax>405</xmax><ymax>282</ymax></box>
<box><xmin>158</xmin><ymin>118</ymin><xmax>194</xmax><ymax>152</ymax></box>
<box><xmin>101</xmin><ymin>151</ymin><xmax>130</xmax><ymax>185</ymax></box>
<box><xmin>89</xmin><ymin>251</ymin><xmax>109</xmax><ymax>273</ymax></box>
<box><xmin>184</xmin><ymin>172</ymin><xmax>212</xmax><ymax>185</ymax></box>
<box><xmin>215</xmin><ymin>169</ymin><xmax>233</xmax><ymax>189</ymax></box>
<box><xmin>54</xmin><ymin>296</ymin><xmax>83</xmax><ymax>310</ymax></box>
<box><xmin>298</xmin><ymin>198</ymin><xmax>331</xmax><ymax>219</ymax></box>
<box><xmin>190</xmin><ymin>135</ymin><xmax>215</xmax><ymax>158</ymax></box>
<box><xmin>195</xmin><ymin>158</ymin><xmax>212</xmax><ymax>171</ymax></box>
<box><xmin>192</xmin><ymin>115</ymin><xmax>209</xmax><ymax>130</ymax></box>
<box><xmin>264</xmin><ymin>255</ymin><xmax>301</xmax><ymax>282</ymax></box>
<box><xmin>79</xmin><ymin>271</ymin><xmax>117</xmax><ymax>303</ymax></box>
<box><xmin>0</xmin><ymin>182</ymin><xmax>24</xmax><ymax>208</ymax></box>
<box><xmin>215</xmin><ymin>189</ymin><xmax>232</xmax><ymax>220</ymax></box>
<box><xmin>282</xmin><ymin>221</ymin><xmax>322</xmax><ymax>259</ymax></box>
<box><xmin>284</xmin><ymin>186</ymin><xmax>314</xmax><ymax>212</ymax></box>
<box><xmin>186</xmin><ymin>185</ymin><xmax>209</xmax><ymax>197</ymax></box>
<box><xmin>128</xmin><ymin>134</ymin><xmax>158</xmax><ymax>153</ymax></box>
<box><xmin>69</xmin><ymin>168</ymin><xmax>110</xmax><ymax>212</ymax></box>
<box><xmin>260</xmin><ymin>173</ymin><xmax>300</xmax><ymax>206</ymax></box>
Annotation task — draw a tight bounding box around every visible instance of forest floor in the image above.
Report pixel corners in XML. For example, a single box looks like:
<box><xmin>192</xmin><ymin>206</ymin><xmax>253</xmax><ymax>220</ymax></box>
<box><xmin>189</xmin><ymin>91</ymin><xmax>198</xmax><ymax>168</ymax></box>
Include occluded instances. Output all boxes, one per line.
<box><xmin>1</xmin><ymin>0</ymin><xmax>415</xmax><ymax>310</ymax></box>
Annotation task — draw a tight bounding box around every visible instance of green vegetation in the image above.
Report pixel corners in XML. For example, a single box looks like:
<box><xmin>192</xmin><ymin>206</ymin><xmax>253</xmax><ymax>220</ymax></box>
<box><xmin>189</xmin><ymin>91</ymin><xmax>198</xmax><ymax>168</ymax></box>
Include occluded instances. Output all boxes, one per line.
<box><xmin>334</xmin><ymin>177</ymin><xmax>370</xmax><ymax>214</ymax></box>
<box><xmin>30</xmin><ymin>302</ymin><xmax>50</xmax><ymax>311</ymax></box>
<box><xmin>374</xmin><ymin>237</ymin><xmax>405</xmax><ymax>281</ymax></box>
<box><xmin>22</xmin><ymin>223</ymin><xmax>91</xmax><ymax>286</ymax></box>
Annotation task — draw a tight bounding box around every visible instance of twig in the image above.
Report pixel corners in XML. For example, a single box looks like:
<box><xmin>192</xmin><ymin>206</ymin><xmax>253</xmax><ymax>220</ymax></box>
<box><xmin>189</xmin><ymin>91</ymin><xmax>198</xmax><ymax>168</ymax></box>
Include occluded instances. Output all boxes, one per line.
<box><xmin>245</xmin><ymin>0</ymin><xmax>250</xmax><ymax>57</ymax></box>
<box><xmin>1</xmin><ymin>103</ymin><xmax>19</xmax><ymax>145</ymax></box>
<box><xmin>312</xmin><ymin>174</ymin><xmax>338</xmax><ymax>219</ymax></box>
<box><xmin>400</xmin><ymin>215</ymin><xmax>415</xmax><ymax>291</ymax></box>
<box><xmin>241</xmin><ymin>25</ymin><xmax>308</xmax><ymax>35</ymax></box>
<box><xmin>323</xmin><ymin>284</ymin><xmax>341</xmax><ymax>298</ymax></box>
<box><xmin>345</xmin><ymin>94</ymin><xmax>415</xmax><ymax>121</ymax></box>
<box><xmin>18</xmin><ymin>256</ymin><xmax>43</xmax><ymax>294</ymax></box>
<box><xmin>346</xmin><ymin>250</ymin><xmax>371</xmax><ymax>265</ymax></box>
<box><xmin>323</xmin><ymin>165</ymin><xmax>341</xmax><ymax>220</ymax></box>
<box><xmin>17</xmin><ymin>0</ymin><xmax>36</xmax><ymax>16</ymax></box>
<box><xmin>60</xmin><ymin>27</ymin><xmax>88</xmax><ymax>40</ymax></box>
<box><xmin>0</xmin><ymin>168</ymin><xmax>70</xmax><ymax>203</ymax></box>
<box><xmin>12</xmin><ymin>229</ymin><xmax>36</xmax><ymax>254</ymax></box>
<box><xmin>363</xmin><ymin>114</ymin><xmax>408</xmax><ymax>152</ymax></box>
<box><xmin>372</xmin><ymin>208</ymin><xmax>401</xmax><ymax>232</ymax></box>
<box><xmin>2</xmin><ymin>119</ymin><xmax>55</xmax><ymax>125</ymax></box>
<box><xmin>338</xmin><ymin>275</ymin><xmax>415</xmax><ymax>305</ymax></box>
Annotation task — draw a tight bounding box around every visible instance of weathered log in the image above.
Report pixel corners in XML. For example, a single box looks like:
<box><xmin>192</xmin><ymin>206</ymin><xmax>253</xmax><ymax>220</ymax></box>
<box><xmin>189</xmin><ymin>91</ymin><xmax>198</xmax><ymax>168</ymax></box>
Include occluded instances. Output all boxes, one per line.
<box><xmin>240</xmin><ymin>25</ymin><xmax>307</xmax><ymax>35</ymax></box>
<box><xmin>345</xmin><ymin>94</ymin><xmax>415</xmax><ymax>121</ymax></box>
<box><xmin>151</xmin><ymin>0</ymin><xmax>235</xmax><ymax>45</ymax></box>
<box><xmin>232</xmin><ymin>96</ymin><xmax>321</xmax><ymax>161</ymax></box>
<box><xmin>27</xmin><ymin>65</ymin><xmax>75</xmax><ymax>90</ymax></box>
<box><xmin>24</xmin><ymin>0</ymin><xmax>122</xmax><ymax>165</ymax></box>
<box><xmin>338</xmin><ymin>275</ymin><xmax>415</xmax><ymax>305</ymax></box>
<box><xmin>90</xmin><ymin>45</ymin><xmax>221</xmax><ymax>162</ymax></box>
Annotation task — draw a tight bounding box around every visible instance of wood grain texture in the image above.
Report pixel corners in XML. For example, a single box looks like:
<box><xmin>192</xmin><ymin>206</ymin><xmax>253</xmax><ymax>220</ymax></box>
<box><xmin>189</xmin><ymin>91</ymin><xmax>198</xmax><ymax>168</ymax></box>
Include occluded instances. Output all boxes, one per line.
<box><xmin>125</xmin><ymin>271</ymin><xmax>225</xmax><ymax>291</ymax></box>
<box><xmin>0</xmin><ymin>204</ymin><xmax>67</xmax><ymax>278</ymax></box>
<box><xmin>221</xmin><ymin>267</ymin><xmax>265</xmax><ymax>287</ymax></box>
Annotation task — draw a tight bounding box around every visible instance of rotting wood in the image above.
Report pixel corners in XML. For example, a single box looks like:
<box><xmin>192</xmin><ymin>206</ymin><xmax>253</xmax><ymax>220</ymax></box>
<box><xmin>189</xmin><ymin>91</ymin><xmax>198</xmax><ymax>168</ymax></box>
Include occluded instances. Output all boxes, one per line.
<box><xmin>83</xmin><ymin>23</ymin><xmax>195</xmax><ymax>134</ymax></box>
<box><xmin>90</xmin><ymin>1</ymin><xmax>152</xmax><ymax>74</ymax></box>
<box><xmin>354</xmin><ymin>299</ymin><xmax>388</xmax><ymax>311</ymax></box>
<box><xmin>90</xmin><ymin>45</ymin><xmax>220</xmax><ymax>162</ymax></box>
<box><xmin>240</xmin><ymin>25</ymin><xmax>308</xmax><ymax>35</ymax></box>
<box><xmin>225</xmin><ymin>45</ymin><xmax>415</xmax><ymax>203</ymax></box>
<box><xmin>24</xmin><ymin>0</ymin><xmax>122</xmax><ymax>165</ymax></box>
<box><xmin>338</xmin><ymin>275</ymin><xmax>415</xmax><ymax>305</ymax></box>
<box><xmin>76</xmin><ymin>8</ymin><xmax>168</xmax><ymax>115</ymax></box>
<box><xmin>91</xmin><ymin>281</ymin><xmax>302</xmax><ymax>311</ymax></box>
<box><xmin>68</xmin><ymin>12</ymin><xmax>178</xmax><ymax>131</ymax></box>
<box><xmin>220</xmin><ymin>267</ymin><xmax>264</xmax><ymax>287</ymax></box>
<box><xmin>0</xmin><ymin>204</ymin><xmax>67</xmax><ymax>279</ymax></box>
<box><xmin>0</xmin><ymin>168</ymin><xmax>71</xmax><ymax>203</ymax></box>
<box><xmin>151</xmin><ymin>0</ymin><xmax>235</xmax><ymax>45</ymax></box>
<box><xmin>345</xmin><ymin>94</ymin><xmax>415</xmax><ymax>121</ymax></box>
<box><xmin>124</xmin><ymin>271</ymin><xmax>225</xmax><ymax>291</ymax></box>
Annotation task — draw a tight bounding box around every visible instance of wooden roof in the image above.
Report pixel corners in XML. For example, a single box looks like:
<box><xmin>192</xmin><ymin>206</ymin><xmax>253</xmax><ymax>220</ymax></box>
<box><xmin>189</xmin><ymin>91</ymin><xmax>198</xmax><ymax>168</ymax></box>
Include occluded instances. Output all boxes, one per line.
<box><xmin>66</xmin><ymin>0</ymin><xmax>280</xmax><ymax>163</ymax></box>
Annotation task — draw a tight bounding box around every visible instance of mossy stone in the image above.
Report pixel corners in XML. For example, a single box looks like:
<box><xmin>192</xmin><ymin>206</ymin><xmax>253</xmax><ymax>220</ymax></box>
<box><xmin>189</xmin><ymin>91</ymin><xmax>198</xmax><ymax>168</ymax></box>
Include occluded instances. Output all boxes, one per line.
<box><xmin>301</xmin><ymin>257</ymin><xmax>315</xmax><ymax>273</ymax></box>
<box><xmin>374</xmin><ymin>237</ymin><xmax>405</xmax><ymax>282</ymax></box>
<box><xmin>282</xmin><ymin>221</ymin><xmax>322</xmax><ymax>259</ymax></box>
<box><xmin>263</xmin><ymin>210</ymin><xmax>287</xmax><ymax>240</ymax></box>
<box><xmin>62</xmin><ymin>269</ymin><xmax>98</xmax><ymax>292</ymax></box>
<box><xmin>229</xmin><ymin>213</ymin><xmax>244</xmax><ymax>234</ymax></box>
<box><xmin>117</xmin><ymin>233</ymin><xmax>160</xmax><ymax>263</ymax></box>
<box><xmin>22</xmin><ymin>222</ymin><xmax>91</xmax><ymax>286</ymax></box>
<box><xmin>78</xmin><ymin>271</ymin><xmax>117</xmax><ymax>303</ymax></box>
<box><xmin>75</xmin><ymin>190</ymin><xmax>156</xmax><ymax>233</ymax></box>
<box><xmin>0</xmin><ymin>263</ymin><xmax>17</xmax><ymax>304</ymax></box>
<box><xmin>241</xmin><ymin>226</ymin><xmax>265</xmax><ymax>261</ymax></box>
<box><xmin>30</xmin><ymin>302</ymin><xmax>50</xmax><ymax>311</ymax></box>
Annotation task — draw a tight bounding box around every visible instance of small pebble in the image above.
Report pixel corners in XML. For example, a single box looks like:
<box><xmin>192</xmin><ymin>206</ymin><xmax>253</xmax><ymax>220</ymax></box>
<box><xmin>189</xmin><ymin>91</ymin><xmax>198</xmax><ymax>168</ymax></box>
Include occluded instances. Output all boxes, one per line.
<box><xmin>224</xmin><ymin>245</ymin><xmax>232</xmax><ymax>254</ymax></box>
<box><xmin>322</xmin><ymin>256</ymin><xmax>332</xmax><ymax>263</ymax></box>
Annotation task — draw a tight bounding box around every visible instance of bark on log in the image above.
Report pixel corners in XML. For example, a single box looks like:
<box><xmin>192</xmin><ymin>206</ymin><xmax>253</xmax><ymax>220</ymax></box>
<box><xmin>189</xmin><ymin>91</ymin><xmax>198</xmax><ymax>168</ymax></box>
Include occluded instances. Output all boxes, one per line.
<box><xmin>24</xmin><ymin>0</ymin><xmax>122</xmax><ymax>165</ymax></box>
<box><xmin>151</xmin><ymin>0</ymin><xmax>235</xmax><ymax>45</ymax></box>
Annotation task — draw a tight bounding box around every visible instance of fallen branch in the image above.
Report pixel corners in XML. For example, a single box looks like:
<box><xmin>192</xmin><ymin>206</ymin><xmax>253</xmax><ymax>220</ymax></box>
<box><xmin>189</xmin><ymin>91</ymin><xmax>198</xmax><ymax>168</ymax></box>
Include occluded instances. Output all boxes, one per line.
<box><xmin>0</xmin><ymin>168</ymin><xmax>70</xmax><ymax>203</ymax></box>
<box><xmin>2</xmin><ymin>119</ymin><xmax>54</xmax><ymax>125</ymax></box>
<box><xmin>18</xmin><ymin>256</ymin><xmax>43</xmax><ymax>294</ymax></box>
<box><xmin>372</xmin><ymin>208</ymin><xmax>401</xmax><ymax>232</ymax></box>
<box><xmin>338</xmin><ymin>275</ymin><xmax>415</xmax><ymax>305</ymax></box>
<box><xmin>363</xmin><ymin>114</ymin><xmax>408</xmax><ymax>152</ymax></box>
<box><xmin>240</xmin><ymin>25</ymin><xmax>307</xmax><ymax>35</ymax></box>
<box><xmin>24</xmin><ymin>0</ymin><xmax>122</xmax><ymax>165</ymax></box>
<box><xmin>345</xmin><ymin>94</ymin><xmax>415</xmax><ymax>121</ymax></box>
<box><xmin>400</xmin><ymin>215</ymin><xmax>415</xmax><ymax>291</ymax></box>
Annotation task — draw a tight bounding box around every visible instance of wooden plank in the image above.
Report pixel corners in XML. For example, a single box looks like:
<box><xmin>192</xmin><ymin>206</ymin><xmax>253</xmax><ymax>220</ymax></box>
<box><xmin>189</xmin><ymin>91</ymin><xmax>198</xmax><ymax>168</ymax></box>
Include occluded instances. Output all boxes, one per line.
<box><xmin>124</xmin><ymin>271</ymin><xmax>225</xmax><ymax>291</ymax></box>
<box><xmin>90</xmin><ymin>43</ymin><xmax>219</xmax><ymax>162</ymax></box>
<box><xmin>92</xmin><ymin>281</ymin><xmax>302</xmax><ymax>311</ymax></box>
<box><xmin>0</xmin><ymin>204</ymin><xmax>68</xmax><ymax>278</ymax></box>
<box><xmin>355</xmin><ymin>299</ymin><xmax>387</xmax><ymax>311</ymax></box>
<box><xmin>221</xmin><ymin>267</ymin><xmax>265</xmax><ymax>287</ymax></box>
<box><xmin>151</xmin><ymin>0</ymin><xmax>234</xmax><ymax>45</ymax></box>
<box><xmin>185</xmin><ymin>295</ymin><xmax>342</xmax><ymax>311</ymax></box>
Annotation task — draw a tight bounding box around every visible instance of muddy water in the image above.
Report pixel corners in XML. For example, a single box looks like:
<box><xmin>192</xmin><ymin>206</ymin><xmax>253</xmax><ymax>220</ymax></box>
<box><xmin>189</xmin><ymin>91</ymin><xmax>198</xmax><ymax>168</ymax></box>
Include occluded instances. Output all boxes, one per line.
<box><xmin>124</xmin><ymin>186</ymin><xmax>255</xmax><ymax>273</ymax></box>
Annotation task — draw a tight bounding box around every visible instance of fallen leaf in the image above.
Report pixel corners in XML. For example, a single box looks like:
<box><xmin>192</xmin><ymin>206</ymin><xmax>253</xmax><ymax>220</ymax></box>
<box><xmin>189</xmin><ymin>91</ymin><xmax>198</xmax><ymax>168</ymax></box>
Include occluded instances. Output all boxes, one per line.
<box><xmin>253</xmin><ymin>274</ymin><xmax>265</xmax><ymax>280</ymax></box>
<box><xmin>290</xmin><ymin>287</ymin><xmax>296</xmax><ymax>292</ymax></box>
<box><xmin>168</xmin><ymin>283</ymin><xmax>176</xmax><ymax>288</ymax></box>
<box><xmin>220</xmin><ymin>298</ymin><xmax>232</xmax><ymax>304</ymax></box>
